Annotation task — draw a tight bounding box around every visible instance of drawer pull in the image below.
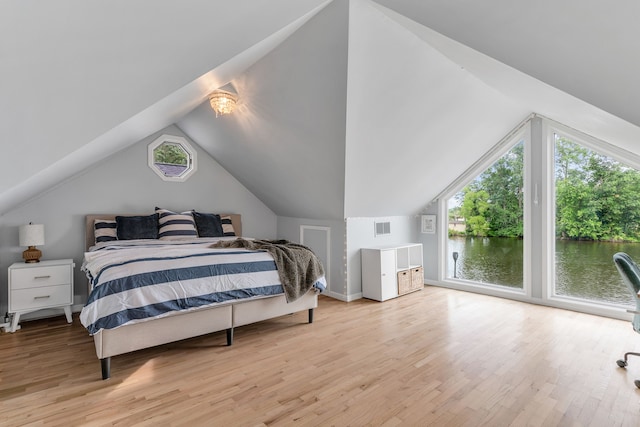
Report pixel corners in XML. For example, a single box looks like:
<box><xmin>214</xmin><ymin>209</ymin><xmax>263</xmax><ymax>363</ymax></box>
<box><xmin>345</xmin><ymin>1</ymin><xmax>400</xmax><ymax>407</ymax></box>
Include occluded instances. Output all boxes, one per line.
<box><xmin>34</xmin><ymin>275</ymin><xmax>51</xmax><ymax>279</ymax></box>
<box><xmin>34</xmin><ymin>295</ymin><xmax>51</xmax><ymax>300</ymax></box>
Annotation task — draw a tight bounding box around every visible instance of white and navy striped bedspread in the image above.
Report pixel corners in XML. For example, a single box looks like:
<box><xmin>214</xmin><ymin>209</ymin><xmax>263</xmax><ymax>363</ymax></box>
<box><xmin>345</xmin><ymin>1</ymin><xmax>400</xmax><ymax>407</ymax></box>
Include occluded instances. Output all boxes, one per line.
<box><xmin>80</xmin><ymin>238</ymin><xmax>326</xmax><ymax>335</ymax></box>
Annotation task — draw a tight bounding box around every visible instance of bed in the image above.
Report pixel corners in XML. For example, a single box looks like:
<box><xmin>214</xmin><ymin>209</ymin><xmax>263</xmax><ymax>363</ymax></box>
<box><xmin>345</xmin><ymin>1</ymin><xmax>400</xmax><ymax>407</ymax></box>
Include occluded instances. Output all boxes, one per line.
<box><xmin>81</xmin><ymin>213</ymin><xmax>322</xmax><ymax>380</ymax></box>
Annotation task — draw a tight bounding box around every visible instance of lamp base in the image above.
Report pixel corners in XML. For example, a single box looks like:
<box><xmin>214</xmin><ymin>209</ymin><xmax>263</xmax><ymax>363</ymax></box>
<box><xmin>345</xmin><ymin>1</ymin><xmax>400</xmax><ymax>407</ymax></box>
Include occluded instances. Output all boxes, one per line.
<box><xmin>23</xmin><ymin>246</ymin><xmax>42</xmax><ymax>263</ymax></box>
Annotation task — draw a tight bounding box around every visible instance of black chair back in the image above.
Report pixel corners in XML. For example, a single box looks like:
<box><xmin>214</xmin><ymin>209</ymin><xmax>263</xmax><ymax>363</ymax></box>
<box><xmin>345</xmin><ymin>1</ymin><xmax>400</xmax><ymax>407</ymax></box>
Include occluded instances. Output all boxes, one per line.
<box><xmin>613</xmin><ymin>252</ymin><xmax>640</xmax><ymax>332</ymax></box>
<box><xmin>613</xmin><ymin>252</ymin><xmax>640</xmax><ymax>298</ymax></box>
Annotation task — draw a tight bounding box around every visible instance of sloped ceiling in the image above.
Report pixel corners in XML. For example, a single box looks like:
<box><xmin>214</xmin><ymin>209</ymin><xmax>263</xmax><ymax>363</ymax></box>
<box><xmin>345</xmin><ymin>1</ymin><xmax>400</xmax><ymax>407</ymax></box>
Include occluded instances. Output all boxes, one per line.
<box><xmin>3</xmin><ymin>0</ymin><xmax>640</xmax><ymax>219</ymax></box>
<box><xmin>344</xmin><ymin>0</ymin><xmax>528</xmax><ymax>217</ymax></box>
<box><xmin>374</xmin><ymin>0</ymin><xmax>640</xmax><ymax>127</ymax></box>
<box><xmin>178</xmin><ymin>0</ymin><xmax>348</xmax><ymax>220</ymax></box>
<box><xmin>0</xmin><ymin>0</ymin><xmax>330</xmax><ymax>214</ymax></box>
<box><xmin>344</xmin><ymin>0</ymin><xmax>640</xmax><ymax>216</ymax></box>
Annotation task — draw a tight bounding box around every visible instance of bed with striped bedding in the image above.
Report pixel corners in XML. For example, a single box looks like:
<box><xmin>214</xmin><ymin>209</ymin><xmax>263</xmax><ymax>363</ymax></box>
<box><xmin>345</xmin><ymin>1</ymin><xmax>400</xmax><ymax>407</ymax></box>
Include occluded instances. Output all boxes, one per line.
<box><xmin>81</xmin><ymin>215</ymin><xmax>323</xmax><ymax>380</ymax></box>
<box><xmin>80</xmin><ymin>238</ymin><xmax>326</xmax><ymax>334</ymax></box>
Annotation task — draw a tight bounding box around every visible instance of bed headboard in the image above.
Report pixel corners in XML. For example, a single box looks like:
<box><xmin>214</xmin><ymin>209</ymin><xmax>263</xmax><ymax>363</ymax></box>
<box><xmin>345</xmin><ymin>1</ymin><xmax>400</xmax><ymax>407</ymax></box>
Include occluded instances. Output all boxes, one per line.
<box><xmin>85</xmin><ymin>213</ymin><xmax>242</xmax><ymax>251</ymax></box>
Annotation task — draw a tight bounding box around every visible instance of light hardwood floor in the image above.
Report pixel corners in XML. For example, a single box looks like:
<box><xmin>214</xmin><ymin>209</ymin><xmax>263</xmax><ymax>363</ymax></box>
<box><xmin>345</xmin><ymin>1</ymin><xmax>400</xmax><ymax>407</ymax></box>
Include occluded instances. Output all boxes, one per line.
<box><xmin>2</xmin><ymin>286</ymin><xmax>640</xmax><ymax>426</ymax></box>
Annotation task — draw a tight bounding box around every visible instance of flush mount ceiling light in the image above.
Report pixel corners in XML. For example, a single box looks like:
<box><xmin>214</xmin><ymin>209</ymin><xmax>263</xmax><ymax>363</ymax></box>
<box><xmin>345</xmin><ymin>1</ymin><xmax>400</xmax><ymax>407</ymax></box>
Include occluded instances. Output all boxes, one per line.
<box><xmin>209</xmin><ymin>89</ymin><xmax>238</xmax><ymax>117</ymax></box>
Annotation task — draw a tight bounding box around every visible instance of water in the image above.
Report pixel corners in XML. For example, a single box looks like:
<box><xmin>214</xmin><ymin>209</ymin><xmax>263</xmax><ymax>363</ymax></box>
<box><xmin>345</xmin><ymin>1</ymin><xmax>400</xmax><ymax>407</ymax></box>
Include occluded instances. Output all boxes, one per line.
<box><xmin>447</xmin><ymin>236</ymin><xmax>640</xmax><ymax>308</ymax></box>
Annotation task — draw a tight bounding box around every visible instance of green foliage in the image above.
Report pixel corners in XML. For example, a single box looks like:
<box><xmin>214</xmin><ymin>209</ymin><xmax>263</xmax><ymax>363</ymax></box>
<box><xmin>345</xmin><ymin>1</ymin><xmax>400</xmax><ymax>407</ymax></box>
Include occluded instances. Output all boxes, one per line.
<box><xmin>154</xmin><ymin>143</ymin><xmax>188</xmax><ymax>165</ymax></box>
<box><xmin>450</xmin><ymin>136</ymin><xmax>640</xmax><ymax>242</ymax></box>
<box><xmin>556</xmin><ymin>180</ymin><xmax>601</xmax><ymax>239</ymax></box>
<box><xmin>482</xmin><ymin>143</ymin><xmax>524</xmax><ymax>237</ymax></box>
<box><xmin>555</xmin><ymin>137</ymin><xmax>640</xmax><ymax>242</ymax></box>
<box><xmin>457</xmin><ymin>141</ymin><xmax>524</xmax><ymax>238</ymax></box>
<box><xmin>459</xmin><ymin>188</ymin><xmax>491</xmax><ymax>236</ymax></box>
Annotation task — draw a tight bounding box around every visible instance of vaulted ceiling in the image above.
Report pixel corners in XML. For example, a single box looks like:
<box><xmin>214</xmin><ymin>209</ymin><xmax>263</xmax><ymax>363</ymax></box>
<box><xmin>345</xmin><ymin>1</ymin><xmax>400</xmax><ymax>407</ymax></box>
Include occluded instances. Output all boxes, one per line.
<box><xmin>3</xmin><ymin>0</ymin><xmax>640</xmax><ymax>219</ymax></box>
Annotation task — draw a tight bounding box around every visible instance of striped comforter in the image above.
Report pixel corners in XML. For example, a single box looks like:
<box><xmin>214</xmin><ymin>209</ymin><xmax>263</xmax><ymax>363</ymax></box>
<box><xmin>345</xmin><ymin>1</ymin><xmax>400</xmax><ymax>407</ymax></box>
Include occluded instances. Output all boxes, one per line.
<box><xmin>80</xmin><ymin>238</ymin><xmax>325</xmax><ymax>335</ymax></box>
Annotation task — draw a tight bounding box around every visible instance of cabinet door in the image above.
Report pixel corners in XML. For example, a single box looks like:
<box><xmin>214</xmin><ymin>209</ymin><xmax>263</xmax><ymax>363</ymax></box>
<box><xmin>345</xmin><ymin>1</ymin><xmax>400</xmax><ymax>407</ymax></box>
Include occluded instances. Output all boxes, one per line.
<box><xmin>380</xmin><ymin>249</ymin><xmax>397</xmax><ymax>301</ymax></box>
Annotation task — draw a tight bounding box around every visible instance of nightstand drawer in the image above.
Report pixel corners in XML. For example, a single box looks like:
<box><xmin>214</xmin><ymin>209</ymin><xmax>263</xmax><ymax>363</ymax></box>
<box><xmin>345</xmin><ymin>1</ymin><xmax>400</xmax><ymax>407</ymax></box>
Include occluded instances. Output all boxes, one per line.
<box><xmin>10</xmin><ymin>284</ymin><xmax>72</xmax><ymax>311</ymax></box>
<box><xmin>10</xmin><ymin>265</ymin><xmax>71</xmax><ymax>290</ymax></box>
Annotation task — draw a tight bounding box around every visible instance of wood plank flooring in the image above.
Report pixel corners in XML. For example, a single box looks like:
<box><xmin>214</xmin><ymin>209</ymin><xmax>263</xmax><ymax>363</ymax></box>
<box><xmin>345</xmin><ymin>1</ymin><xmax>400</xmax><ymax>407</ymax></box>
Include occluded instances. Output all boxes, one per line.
<box><xmin>2</xmin><ymin>286</ymin><xmax>640</xmax><ymax>426</ymax></box>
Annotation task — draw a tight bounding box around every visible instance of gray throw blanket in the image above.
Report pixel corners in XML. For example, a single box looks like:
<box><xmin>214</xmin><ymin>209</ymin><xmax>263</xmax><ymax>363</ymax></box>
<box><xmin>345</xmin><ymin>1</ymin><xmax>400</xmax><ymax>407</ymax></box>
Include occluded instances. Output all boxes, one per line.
<box><xmin>210</xmin><ymin>239</ymin><xmax>324</xmax><ymax>302</ymax></box>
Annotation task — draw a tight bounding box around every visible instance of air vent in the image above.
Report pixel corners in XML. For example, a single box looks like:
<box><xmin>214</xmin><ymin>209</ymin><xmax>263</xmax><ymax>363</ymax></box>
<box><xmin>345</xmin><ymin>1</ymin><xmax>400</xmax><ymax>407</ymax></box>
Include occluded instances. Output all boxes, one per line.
<box><xmin>374</xmin><ymin>221</ymin><xmax>391</xmax><ymax>236</ymax></box>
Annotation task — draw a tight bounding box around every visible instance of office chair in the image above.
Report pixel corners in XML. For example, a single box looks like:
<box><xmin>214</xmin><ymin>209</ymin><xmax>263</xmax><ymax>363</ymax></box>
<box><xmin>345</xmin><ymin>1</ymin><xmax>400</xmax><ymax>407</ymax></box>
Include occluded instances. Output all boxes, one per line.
<box><xmin>613</xmin><ymin>252</ymin><xmax>640</xmax><ymax>389</ymax></box>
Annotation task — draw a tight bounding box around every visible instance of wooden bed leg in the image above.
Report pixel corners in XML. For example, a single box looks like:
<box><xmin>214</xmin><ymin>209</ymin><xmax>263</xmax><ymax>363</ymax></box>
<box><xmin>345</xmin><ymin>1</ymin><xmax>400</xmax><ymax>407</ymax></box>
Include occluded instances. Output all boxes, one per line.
<box><xmin>308</xmin><ymin>308</ymin><xmax>314</xmax><ymax>324</ymax></box>
<box><xmin>226</xmin><ymin>328</ymin><xmax>233</xmax><ymax>346</ymax></box>
<box><xmin>101</xmin><ymin>357</ymin><xmax>111</xmax><ymax>380</ymax></box>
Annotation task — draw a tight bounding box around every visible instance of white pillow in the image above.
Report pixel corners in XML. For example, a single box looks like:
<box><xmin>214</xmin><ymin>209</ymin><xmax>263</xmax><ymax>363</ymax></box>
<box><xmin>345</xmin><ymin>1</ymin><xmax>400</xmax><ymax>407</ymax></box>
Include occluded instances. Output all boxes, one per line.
<box><xmin>156</xmin><ymin>207</ymin><xmax>198</xmax><ymax>240</ymax></box>
<box><xmin>94</xmin><ymin>219</ymin><xmax>117</xmax><ymax>244</ymax></box>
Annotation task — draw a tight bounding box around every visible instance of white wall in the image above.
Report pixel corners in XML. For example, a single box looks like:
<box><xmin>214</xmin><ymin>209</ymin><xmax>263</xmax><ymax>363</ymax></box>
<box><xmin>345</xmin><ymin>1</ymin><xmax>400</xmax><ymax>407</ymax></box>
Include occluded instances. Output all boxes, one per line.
<box><xmin>179</xmin><ymin>0</ymin><xmax>348</xmax><ymax>221</ymax></box>
<box><xmin>416</xmin><ymin>206</ymin><xmax>439</xmax><ymax>283</ymax></box>
<box><xmin>277</xmin><ymin>216</ymin><xmax>346</xmax><ymax>300</ymax></box>
<box><xmin>344</xmin><ymin>0</ymin><xmax>528</xmax><ymax>218</ymax></box>
<box><xmin>346</xmin><ymin>216</ymin><xmax>418</xmax><ymax>300</ymax></box>
<box><xmin>0</xmin><ymin>0</ymin><xmax>327</xmax><ymax>196</ymax></box>
<box><xmin>0</xmin><ymin>125</ymin><xmax>276</xmax><ymax>317</ymax></box>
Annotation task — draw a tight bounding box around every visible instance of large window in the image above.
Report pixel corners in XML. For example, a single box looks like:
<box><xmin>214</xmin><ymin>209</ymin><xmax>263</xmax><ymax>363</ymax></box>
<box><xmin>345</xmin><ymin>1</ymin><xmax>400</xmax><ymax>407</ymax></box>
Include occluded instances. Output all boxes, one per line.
<box><xmin>446</xmin><ymin>139</ymin><xmax>525</xmax><ymax>290</ymax></box>
<box><xmin>439</xmin><ymin>117</ymin><xmax>640</xmax><ymax>317</ymax></box>
<box><xmin>554</xmin><ymin>133</ymin><xmax>640</xmax><ymax>308</ymax></box>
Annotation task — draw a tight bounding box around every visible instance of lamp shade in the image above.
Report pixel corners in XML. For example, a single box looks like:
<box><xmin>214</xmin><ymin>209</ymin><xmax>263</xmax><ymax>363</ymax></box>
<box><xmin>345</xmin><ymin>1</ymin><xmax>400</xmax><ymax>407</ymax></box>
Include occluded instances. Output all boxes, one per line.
<box><xmin>19</xmin><ymin>223</ymin><xmax>45</xmax><ymax>247</ymax></box>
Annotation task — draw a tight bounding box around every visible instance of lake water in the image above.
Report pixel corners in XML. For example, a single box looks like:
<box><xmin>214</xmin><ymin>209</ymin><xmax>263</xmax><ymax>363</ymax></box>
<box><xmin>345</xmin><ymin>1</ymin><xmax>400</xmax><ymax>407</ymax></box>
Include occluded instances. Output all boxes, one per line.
<box><xmin>447</xmin><ymin>236</ymin><xmax>640</xmax><ymax>308</ymax></box>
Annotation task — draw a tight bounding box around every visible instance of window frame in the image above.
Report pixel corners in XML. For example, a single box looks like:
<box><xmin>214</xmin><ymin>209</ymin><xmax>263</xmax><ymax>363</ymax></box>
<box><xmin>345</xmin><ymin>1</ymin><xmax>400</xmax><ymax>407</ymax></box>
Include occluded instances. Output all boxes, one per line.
<box><xmin>434</xmin><ymin>115</ymin><xmax>640</xmax><ymax>320</ymax></box>
<box><xmin>147</xmin><ymin>134</ymin><xmax>197</xmax><ymax>182</ymax></box>
<box><xmin>437</xmin><ymin>123</ymin><xmax>530</xmax><ymax>297</ymax></box>
<box><xmin>546</xmin><ymin>121</ymin><xmax>640</xmax><ymax>312</ymax></box>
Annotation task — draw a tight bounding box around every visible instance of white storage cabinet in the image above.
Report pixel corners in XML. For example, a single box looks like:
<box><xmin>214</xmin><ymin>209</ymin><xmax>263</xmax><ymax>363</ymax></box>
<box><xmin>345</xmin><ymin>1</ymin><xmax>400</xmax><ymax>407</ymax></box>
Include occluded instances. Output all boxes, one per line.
<box><xmin>361</xmin><ymin>243</ymin><xmax>423</xmax><ymax>301</ymax></box>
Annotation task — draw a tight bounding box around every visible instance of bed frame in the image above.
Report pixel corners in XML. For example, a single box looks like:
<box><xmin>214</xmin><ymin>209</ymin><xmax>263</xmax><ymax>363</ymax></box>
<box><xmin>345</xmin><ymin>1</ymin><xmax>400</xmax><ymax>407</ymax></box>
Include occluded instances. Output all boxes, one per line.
<box><xmin>84</xmin><ymin>214</ymin><xmax>318</xmax><ymax>380</ymax></box>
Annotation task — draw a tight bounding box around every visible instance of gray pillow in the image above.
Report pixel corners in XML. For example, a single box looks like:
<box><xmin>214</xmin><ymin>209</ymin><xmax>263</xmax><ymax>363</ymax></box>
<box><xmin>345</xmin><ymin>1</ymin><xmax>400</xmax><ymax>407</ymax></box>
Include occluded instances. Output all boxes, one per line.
<box><xmin>192</xmin><ymin>211</ymin><xmax>224</xmax><ymax>237</ymax></box>
<box><xmin>116</xmin><ymin>214</ymin><xmax>159</xmax><ymax>240</ymax></box>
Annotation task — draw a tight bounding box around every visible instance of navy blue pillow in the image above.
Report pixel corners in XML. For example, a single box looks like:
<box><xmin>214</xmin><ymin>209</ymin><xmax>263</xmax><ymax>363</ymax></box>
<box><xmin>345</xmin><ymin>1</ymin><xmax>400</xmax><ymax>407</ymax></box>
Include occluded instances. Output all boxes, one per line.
<box><xmin>192</xmin><ymin>211</ymin><xmax>224</xmax><ymax>237</ymax></box>
<box><xmin>116</xmin><ymin>214</ymin><xmax>159</xmax><ymax>240</ymax></box>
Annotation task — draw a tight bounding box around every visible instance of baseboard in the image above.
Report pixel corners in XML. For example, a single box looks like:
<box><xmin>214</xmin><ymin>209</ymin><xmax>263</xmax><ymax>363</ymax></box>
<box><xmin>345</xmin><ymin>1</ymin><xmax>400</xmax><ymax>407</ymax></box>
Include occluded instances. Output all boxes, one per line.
<box><xmin>321</xmin><ymin>290</ymin><xmax>363</xmax><ymax>302</ymax></box>
<box><xmin>322</xmin><ymin>290</ymin><xmax>348</xmax><ymax>301</ymax></box>
<box><xmin>346</xmin><ymin>292</ymin><xmax>362</xmax><ymax>302</ymax></box>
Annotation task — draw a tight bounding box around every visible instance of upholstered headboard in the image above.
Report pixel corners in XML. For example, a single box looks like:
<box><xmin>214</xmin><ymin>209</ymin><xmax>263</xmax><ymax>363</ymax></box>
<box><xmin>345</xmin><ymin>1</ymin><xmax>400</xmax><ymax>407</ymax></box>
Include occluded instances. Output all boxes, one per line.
<box><xmin>85</xmin><ymin>213</ymin><xmax>242</xmax><ymax>251</ymax></box>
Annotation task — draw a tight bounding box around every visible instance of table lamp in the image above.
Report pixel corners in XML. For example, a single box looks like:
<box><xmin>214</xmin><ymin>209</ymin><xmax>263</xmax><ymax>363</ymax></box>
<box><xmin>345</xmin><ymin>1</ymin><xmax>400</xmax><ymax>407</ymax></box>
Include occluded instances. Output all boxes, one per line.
<box><xmin>19</xmin><ymin>223</ymin><xmax>45</xmax><ymax>263</ymax></box>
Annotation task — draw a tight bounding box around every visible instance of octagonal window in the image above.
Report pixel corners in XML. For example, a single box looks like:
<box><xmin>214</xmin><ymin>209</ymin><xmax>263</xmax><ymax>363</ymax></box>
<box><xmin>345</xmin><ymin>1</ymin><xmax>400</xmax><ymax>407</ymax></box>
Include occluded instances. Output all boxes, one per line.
<box><xmin>148</xmin><ymin>134</ymin><xmax>197</xmax><ymax>182</ymax></box>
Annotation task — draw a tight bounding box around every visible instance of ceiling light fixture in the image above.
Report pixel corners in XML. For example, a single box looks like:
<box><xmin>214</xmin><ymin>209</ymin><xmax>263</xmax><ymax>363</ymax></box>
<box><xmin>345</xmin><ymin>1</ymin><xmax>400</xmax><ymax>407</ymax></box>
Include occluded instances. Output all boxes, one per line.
<box><xmin>209</xmin><ymin>89</ymin><xmax>238</xmax><ymax>117</ymax></box>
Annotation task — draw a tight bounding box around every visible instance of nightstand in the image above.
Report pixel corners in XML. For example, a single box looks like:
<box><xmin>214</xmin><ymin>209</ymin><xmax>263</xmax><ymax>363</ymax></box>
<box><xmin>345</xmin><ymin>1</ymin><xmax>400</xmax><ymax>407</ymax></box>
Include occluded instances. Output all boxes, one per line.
<box><xmin>4</xmin><ymin>259</ymin><xmax>75</xmax><ymax>333</ymax></box>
